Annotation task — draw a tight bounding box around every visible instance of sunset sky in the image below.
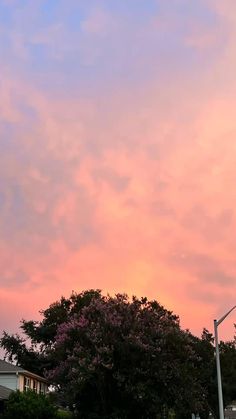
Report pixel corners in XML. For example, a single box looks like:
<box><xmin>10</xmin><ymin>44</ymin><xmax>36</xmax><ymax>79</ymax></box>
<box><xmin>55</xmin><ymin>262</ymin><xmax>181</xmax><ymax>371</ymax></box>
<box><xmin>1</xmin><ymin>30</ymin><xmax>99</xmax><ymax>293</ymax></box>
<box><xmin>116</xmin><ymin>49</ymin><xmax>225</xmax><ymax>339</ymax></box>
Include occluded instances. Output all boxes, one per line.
<box><xmin>1</xmin><ymin>0</ymin><xmax>236</xmax><ymax>341</ymax></box>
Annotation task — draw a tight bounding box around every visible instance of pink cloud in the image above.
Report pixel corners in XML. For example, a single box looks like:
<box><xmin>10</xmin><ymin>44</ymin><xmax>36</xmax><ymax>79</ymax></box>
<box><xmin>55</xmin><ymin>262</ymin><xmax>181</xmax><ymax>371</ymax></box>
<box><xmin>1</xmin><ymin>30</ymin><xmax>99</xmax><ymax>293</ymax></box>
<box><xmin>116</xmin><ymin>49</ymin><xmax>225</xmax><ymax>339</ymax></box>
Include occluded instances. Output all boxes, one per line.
<box><xmin>1</xmin><ymin>0</ymin><xmax>236</xmax><ymax>342</ymax></box>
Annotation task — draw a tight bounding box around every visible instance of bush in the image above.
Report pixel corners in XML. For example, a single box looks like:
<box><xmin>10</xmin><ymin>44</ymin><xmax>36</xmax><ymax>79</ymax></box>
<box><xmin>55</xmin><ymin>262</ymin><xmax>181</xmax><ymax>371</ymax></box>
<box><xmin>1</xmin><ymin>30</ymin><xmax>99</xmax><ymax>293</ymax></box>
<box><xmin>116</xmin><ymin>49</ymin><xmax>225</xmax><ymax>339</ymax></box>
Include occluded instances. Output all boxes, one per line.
<box><xmin>3</xmin><ymin>390</ymin><xmax>57</xmax><ymax>419</ymax></box>
<box><xmin>57</xmin><ymin>410</ymin><xmax>74</xmax><ymax>418</ymax></box>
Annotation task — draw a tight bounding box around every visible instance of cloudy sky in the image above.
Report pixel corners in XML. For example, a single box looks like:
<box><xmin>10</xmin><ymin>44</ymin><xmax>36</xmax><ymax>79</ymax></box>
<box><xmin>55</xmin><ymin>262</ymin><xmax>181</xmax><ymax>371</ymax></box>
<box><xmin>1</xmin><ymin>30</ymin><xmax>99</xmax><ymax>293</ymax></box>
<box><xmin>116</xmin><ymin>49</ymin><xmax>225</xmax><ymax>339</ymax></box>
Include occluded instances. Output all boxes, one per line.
<box><xmin>1</xmin><ymin>0</ymin><xmax>236</xmax><ymax>339</ymax></box>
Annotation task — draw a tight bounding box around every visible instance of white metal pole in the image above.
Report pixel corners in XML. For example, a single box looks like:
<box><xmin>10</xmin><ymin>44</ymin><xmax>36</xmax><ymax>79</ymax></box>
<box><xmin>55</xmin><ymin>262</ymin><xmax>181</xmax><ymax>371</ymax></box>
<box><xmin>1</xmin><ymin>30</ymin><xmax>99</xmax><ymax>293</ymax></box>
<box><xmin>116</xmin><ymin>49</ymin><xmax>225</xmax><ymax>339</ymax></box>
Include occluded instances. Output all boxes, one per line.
<box><xmin>214</xmin><ymin>319</ymin><xmax>224</xmax><ymax>419</ymax></box>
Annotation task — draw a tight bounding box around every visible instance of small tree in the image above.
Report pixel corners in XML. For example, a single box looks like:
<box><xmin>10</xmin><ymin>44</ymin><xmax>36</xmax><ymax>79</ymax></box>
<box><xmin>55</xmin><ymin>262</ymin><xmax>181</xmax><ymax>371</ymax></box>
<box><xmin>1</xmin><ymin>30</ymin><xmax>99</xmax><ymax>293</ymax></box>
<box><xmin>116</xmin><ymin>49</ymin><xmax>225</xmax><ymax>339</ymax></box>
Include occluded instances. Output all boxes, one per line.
<box><xmin>3</xmin><ymin>390</ymin><xmax>57</xmax><ymax>419</ymax></box>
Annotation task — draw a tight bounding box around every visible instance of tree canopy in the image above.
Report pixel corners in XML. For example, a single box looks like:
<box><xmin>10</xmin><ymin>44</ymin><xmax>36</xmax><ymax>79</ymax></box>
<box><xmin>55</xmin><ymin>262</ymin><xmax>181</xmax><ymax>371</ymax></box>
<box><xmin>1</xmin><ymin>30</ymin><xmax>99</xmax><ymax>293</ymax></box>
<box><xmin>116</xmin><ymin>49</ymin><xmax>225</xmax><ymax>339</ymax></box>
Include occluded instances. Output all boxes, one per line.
<box><xmin>1</xmin><ymin>290</ymin><xmax>236</xmax><ymax>418</ymax></box>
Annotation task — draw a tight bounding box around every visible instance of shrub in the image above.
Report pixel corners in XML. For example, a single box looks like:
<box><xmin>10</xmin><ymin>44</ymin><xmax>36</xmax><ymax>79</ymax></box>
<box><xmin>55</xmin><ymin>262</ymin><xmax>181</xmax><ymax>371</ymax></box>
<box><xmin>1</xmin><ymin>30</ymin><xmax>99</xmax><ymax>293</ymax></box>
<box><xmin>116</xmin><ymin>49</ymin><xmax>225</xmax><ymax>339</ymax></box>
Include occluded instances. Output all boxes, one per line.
<box><xmin>57</xmin><ymin>410</ymin><xmax>74</xmax><ymax>418</ymax></box>
<box><xmin>3</xmin><ymin>390</ymin><xmax>57</xmax><ymax>419</ymax></box>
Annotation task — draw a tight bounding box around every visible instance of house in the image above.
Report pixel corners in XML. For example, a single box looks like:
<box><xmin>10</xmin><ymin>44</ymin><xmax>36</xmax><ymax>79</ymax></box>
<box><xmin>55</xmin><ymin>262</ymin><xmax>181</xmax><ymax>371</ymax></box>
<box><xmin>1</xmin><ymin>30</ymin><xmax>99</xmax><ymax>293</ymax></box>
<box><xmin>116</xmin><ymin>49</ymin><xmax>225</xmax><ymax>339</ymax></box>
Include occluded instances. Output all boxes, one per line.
<box><xmin>0</xmin><ymin>359</ymin><xmax>48</xmax><ymax>396</ymax></box>
<box><xmin>225</xmin><ymin>402</ymin><xmax>236</xmax><ymax>419</ymax></box>
<box><xmin>209</xmin><ymin>403</ymin><xmax>236</xmax><ymax>419</ymax></box>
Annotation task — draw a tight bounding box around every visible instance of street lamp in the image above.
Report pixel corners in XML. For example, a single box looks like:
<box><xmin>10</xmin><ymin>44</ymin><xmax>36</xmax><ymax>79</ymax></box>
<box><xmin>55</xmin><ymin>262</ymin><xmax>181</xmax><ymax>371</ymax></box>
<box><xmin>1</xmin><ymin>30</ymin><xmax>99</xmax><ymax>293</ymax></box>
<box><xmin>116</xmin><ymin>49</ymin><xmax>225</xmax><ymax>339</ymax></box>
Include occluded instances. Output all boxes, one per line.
<box><xmin>214</xmin><ymin>305</ymin><xmax>236</xmax><ymax>419</ymax></box>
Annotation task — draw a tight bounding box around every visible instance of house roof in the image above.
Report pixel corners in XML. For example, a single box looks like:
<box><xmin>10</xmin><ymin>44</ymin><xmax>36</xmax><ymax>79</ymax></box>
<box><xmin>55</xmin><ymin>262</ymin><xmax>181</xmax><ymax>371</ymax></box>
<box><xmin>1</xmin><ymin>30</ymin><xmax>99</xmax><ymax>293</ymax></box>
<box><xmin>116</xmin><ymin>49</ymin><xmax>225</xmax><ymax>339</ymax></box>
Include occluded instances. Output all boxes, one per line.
<box><xmin>0</xmin><ymin>384</ymin><xmax>12</xmax><ymax>400</ymax></box>
<box><xmin>0</xmin><ymin>360</ymin><xmax>47</xmax><ymax>383</ymax></box>
<box><xmin>0</xmin><ymin>359</ymin><xmax>25</xmax><ymax>373</ymax></box>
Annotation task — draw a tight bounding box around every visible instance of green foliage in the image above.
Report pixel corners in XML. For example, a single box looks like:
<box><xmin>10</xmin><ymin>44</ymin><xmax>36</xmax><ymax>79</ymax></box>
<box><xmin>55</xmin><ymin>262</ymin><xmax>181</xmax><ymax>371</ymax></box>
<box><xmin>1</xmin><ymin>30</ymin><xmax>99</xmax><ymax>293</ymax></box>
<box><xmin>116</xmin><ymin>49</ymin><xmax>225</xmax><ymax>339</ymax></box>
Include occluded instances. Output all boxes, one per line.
<box><xmin>56</xmin><ymin>410</ymin><xmax>74</xmax><ymax>418</ymax></box>
<box><xmin>3</xmin><ymin>390</ymin><xmax>57</xmax><ymax>419</ymax></box>
<box><xmin>220</xmin><ymin>340</ymin><xmax>236</xmax><ymax>406</ymax></box>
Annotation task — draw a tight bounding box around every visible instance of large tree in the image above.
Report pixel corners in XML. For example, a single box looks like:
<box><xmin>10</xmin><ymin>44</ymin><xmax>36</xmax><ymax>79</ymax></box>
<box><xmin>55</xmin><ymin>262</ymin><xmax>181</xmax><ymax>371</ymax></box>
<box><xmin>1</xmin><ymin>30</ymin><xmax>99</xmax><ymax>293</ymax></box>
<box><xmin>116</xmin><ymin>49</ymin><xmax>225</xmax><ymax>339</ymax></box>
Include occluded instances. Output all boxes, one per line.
<box><xmin>47</xmin><ymin>293</ymin><xmax>209</xmax><ymax>418</ymax></box>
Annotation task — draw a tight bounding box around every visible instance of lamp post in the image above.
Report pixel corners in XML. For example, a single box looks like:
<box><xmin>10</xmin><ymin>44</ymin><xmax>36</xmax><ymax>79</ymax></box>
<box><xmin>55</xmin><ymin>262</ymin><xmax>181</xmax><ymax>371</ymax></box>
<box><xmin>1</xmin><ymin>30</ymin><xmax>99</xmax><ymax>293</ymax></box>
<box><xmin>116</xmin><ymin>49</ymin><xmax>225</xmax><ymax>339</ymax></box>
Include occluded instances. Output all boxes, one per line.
<box><xmin>214</xmin><ymin>305</ymin><xmax>236</xmax><ymax>419</ymax></box>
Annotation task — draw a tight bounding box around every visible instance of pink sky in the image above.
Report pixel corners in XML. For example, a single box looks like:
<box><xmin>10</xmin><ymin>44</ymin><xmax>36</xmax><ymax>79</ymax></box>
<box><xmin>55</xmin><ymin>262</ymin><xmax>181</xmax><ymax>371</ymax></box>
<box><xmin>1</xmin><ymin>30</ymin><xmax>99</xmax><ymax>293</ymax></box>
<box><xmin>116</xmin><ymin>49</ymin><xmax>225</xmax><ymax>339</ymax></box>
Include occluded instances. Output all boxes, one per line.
<box><xmin>1</xmin><ymin>0</ymin><xmax>236</xmax><ymax>341</ymax></box>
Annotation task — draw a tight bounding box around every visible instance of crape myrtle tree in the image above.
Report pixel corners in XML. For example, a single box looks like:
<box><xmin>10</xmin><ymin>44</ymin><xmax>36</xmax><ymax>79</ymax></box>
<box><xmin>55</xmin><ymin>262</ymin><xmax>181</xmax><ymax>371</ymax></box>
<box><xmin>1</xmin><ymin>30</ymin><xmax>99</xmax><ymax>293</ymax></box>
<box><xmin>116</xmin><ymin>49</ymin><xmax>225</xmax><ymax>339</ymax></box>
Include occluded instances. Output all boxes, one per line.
<box><xmin>47</xmin><ymin>294</ymin><xmax>207</xmax><ymax>418</ymax></box>
<box><xmin>0</xmin><ymin>290</ymin><xmax>218</xmax><ymax>418</ymax></box>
